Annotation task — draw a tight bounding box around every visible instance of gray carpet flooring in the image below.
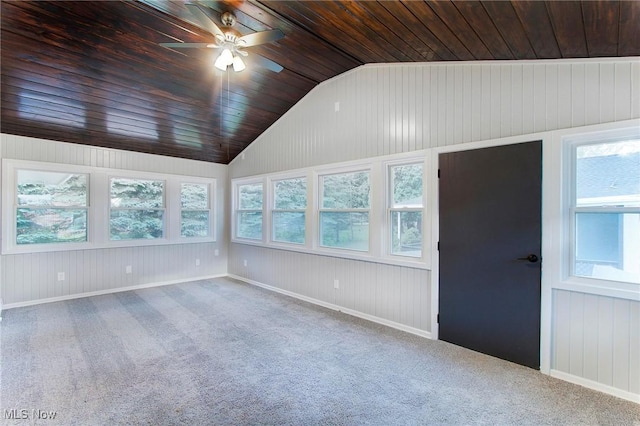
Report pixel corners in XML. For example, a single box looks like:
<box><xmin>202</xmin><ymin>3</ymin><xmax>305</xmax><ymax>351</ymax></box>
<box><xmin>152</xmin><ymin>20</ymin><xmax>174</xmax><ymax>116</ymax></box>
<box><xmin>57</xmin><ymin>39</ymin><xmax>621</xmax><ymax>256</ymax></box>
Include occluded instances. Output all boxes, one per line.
<box><xmin>1</xmin><ymin>277</ymin><xmax>639</xmax><ymax>425</ymax></box>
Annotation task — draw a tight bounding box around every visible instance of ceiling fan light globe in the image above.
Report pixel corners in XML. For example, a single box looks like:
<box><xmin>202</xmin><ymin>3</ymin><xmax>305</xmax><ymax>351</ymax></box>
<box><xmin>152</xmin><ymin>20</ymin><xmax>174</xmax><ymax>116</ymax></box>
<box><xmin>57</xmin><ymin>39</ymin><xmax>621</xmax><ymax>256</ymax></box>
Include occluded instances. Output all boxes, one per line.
<box><xmin>232</xmin><ymin>56</ymin><xmax>246</xmax><ymax>72</ymax></box>
<box><xmin>219</xmin><ymin>48</ymin><xmax>234</xmax><ymax>66</ymax></box>
<box><xmin>214</xmin><ymin>54</ymin><xmax>228</xmax><ymax>71</ymax></box>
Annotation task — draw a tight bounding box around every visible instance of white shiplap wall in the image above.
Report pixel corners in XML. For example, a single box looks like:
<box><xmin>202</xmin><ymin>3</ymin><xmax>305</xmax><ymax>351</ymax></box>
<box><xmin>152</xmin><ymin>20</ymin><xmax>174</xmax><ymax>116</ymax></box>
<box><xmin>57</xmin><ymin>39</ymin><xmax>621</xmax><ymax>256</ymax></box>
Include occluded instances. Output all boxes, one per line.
<box><xmin>552</xmin><ymin>290</ymin><xmax>640</xmax><ymax>398</ymax></box>
<box><xmin>0</xmin><ymin>134</ymin><xmax>228</xmax><ymax>307</ymax></box>
<box><xmin>228</xmin><ymin>244</ymin><xmax>430</xmax><ymax>336</ymax></box>
<box><xmin>231</xmin><ymin>60</ymin><xmax>639</xmax><ymax>177</ymax></box>
<box><xmin>2</xmin><ymin>243</ymin><xmax>221</xmax><ymax>305</ymax></box>
<box><xmin>228</xmin><ymin>58</ymin><xmax>640</xmax><ymax>402</ymax></box>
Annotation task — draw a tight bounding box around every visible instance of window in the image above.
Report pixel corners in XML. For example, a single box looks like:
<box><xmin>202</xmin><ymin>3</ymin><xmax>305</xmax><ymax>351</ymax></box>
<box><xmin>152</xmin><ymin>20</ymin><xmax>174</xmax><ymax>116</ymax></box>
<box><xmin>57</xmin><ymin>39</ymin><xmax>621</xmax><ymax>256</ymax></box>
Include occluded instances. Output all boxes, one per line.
<box><xmin>230</xmin><ymin>153</ymin><xmax>430</xmax><ymax>269</ymax></box>
<box><xmin>180</xmin><ymin>183</ymin><xmax>210</xmax><ymax>238</ymax></box>
<box><xmin>3</xmin><ymin>160</ymin><xmax>217</xmax><ymax>254</ymax></box>
<box><xmin>110</xmin><ymin>178</ymin><xmax>165</xmax><ymax>240</ymax></box>
<box><xmin>571</xmin><ymin>138</ymin><xmax>640</xmax><ymax>284</ymax></box>
<box><xmin>389</xmin><ymin>163</ymin><xmax>423</xmax><ymax>257</ymax></box>
<box><xmin>16</xmin><ymin>170</ymin><xmax>88</xmax><ymax>245</ymax></box>
<box><xmin>319</xmin><ymin>170</ymin><xmax>370</xmax><ymax>251</ymax></box>
<box><xmin>236</xmin><ymin>182</ymin><xmax>263</xmax><ymax>240</ymax></box>
<box><xmin>272</xmin><ymin>177</ymin><xmax>306</xmax><ymax>244</ymax></box>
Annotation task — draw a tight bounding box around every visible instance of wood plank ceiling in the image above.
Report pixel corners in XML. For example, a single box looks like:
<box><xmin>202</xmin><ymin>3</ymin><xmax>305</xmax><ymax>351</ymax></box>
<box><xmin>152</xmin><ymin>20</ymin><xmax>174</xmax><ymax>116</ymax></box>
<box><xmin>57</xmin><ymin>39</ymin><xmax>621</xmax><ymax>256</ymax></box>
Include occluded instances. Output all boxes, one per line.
<box><xmin>2</xmin><ymin>1</ymin><xmax>639</xmax><ymax>164</ymax></box>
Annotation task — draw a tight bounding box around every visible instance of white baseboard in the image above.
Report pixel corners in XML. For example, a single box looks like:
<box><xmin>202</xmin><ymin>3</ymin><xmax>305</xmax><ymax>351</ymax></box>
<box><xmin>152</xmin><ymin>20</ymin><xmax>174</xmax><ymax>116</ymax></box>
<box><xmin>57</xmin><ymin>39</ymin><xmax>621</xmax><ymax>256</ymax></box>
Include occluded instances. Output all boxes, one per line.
<box><xmin>2</xmin><ymin>274</ymin><xmax>226</xmax><ymax>310</ymax></box>
<box><xmin>550</xmin><ymin>369</ymin><xmax>640</xmax><ymax>404</ymax></box>
<box><xmin>227</xmin><ymin>273</ymin><xmax>432</xmax><ymax>339</ymax></box>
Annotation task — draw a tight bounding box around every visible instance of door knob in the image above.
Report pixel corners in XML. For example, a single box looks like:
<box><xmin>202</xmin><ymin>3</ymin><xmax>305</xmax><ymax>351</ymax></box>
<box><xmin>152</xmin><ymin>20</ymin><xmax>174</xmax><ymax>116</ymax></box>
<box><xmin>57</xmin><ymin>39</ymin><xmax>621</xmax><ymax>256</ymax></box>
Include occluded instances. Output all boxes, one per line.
<box><xmin>517</xmin><ymin>254</ymin><xmax>539</xmax><ymax>263</ymax></box>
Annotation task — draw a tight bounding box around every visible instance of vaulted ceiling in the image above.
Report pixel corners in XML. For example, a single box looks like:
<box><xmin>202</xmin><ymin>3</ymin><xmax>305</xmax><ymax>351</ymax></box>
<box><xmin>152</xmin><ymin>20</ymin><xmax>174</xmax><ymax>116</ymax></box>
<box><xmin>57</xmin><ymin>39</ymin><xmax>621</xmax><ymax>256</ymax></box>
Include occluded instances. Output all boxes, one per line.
<box><xmin>2</xmin><ymin>1</ymin><xmax>639</xmax><ymax>164</ymax></box>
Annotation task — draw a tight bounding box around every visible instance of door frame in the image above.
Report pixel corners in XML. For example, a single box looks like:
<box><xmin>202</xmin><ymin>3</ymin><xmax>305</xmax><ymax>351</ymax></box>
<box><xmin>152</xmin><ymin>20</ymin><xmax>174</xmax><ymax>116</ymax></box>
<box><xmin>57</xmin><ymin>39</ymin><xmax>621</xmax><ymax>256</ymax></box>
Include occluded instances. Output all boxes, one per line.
<box><xmin>428</xmin><ymin>131</ymin><xmax>554</xmax><ymax>374</ymax></box>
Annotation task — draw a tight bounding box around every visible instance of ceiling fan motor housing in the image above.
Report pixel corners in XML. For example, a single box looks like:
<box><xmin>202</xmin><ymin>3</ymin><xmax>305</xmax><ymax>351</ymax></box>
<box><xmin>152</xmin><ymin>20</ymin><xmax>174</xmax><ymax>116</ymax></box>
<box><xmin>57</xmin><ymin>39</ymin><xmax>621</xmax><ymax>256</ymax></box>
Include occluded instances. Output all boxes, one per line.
<box><xmin>221</xmin><ymin>12</ymin><xmax>236</xmax><ymax>27</ymax></box>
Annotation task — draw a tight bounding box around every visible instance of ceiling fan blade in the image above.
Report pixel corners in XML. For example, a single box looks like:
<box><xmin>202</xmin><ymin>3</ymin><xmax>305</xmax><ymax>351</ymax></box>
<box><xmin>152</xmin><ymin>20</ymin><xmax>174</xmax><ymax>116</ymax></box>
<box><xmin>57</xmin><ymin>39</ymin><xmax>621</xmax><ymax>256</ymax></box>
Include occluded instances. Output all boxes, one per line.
<box><xmin>237</xmin><ymin>29</ymin><xmax>284</xmax><ymax>47</ymax></box>
<box><xmin>185</xmin><ymin>3</ymin><xmax>225</xmax><ymax>38</ymax></box>
<box><xmin>249</xmin><ymin>53</ymin><xmax>283</xmax><ymax>73</ymax></box>
<box><xmin>160</xmin><ymin>42</ymin><xmax>215</xmax><ymax>49</ymax></box>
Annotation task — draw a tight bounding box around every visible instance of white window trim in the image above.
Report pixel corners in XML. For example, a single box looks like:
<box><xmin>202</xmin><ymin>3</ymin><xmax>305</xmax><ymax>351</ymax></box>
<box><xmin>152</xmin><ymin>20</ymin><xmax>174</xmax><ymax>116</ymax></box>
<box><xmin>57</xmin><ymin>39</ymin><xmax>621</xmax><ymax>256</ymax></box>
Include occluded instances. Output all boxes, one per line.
<box><xmin>179</xmin><ymin>181</ymin><xmax>216</xmax><ymax>240</ymax></box>
<box><xmin>231</xmin><ymin>151</ymin><xmax>431</xmax><ymax>270</ymax></box>
<box><xmin>1</xmin><ymin>159</ymin><xmax>217</xmax><ymax>254</ymax></box>
<box><xmin>14</xmin><ymin>169</ymin><xmax>90</xmax><ymax>245</ymax></box>
<box><xmin>318</xmin><ymin>168</ymin><xmax>372</xmax><ymax>253</ymax></box>
<box><xmin>108</xmin><ymin>175</ymin><xmax>167</xmax><ymax>241</ymax></box>
<box><xmin>270</xmin><ymin>175</ymin><xmax>307</xmax><ymax>246</ymax></box>
<box><xmin>561</xmin><ymin>125</ymin><xmax>640</xmax><ymax>295</ymax></box>
<box><xmin>385</xmin><ymin>159</ymin><xmax>427</xmax><ymax>261</ymax></box>
<box><xmin>232</xmin><ymin>178</ymin><xmax>265</xmax><ymax>243</ymax></box>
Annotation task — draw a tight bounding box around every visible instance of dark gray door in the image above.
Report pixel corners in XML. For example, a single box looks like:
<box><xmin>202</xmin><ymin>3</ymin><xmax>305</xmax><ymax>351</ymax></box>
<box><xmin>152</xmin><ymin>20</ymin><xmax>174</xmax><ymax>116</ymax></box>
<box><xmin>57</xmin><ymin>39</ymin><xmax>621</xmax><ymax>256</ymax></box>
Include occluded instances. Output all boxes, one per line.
<box><xmin>438</xmin><ymin>141</ymin><xmax>542</xmax><ymax>369</ymax></box>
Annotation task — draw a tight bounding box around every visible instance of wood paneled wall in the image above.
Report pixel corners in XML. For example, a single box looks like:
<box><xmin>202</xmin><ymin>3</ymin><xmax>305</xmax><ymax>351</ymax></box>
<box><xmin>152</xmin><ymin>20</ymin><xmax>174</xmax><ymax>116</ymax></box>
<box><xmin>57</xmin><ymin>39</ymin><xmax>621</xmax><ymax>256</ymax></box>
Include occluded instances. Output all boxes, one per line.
<box><xmin>0</xmin><ymin>133</ymin><xmax>228</xmax><ymax>307</ymax></box>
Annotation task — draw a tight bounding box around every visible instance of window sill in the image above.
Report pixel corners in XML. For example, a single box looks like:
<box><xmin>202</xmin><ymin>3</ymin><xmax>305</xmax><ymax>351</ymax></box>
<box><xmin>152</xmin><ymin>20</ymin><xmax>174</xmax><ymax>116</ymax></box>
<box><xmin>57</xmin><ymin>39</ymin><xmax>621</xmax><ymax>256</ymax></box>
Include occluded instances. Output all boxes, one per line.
<box><xmin>555</xmin><ymin>276</ymin><xmax>640</xmax><ymax>301</ymax></box>
<box><xmin>230</xmin><ymin>239</ymin><xmax>431</xmax><ymax>270</ymax></box>
<box><xmin>2</xmin><ymin>236</ymin><xmax>218</xmax><ymax>255</ymax></box>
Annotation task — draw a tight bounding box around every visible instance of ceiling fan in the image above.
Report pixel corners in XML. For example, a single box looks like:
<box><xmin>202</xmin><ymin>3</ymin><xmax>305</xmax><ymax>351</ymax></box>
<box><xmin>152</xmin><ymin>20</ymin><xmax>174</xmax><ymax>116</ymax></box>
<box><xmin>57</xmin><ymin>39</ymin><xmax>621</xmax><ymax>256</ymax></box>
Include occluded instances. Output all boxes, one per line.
<box><xmin>160</xmin><ymin>3</ymin><xmax>284</xmax><ymax>73</ymax></box>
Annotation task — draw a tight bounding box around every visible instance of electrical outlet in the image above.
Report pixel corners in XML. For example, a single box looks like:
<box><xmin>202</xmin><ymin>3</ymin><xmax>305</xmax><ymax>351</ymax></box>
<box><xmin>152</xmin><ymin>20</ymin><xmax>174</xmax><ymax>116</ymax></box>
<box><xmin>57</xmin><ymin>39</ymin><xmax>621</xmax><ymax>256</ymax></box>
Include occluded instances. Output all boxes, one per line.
<box><xmin>195</xmin><ymin>258</ymin><xmax>200</xmax><ymax>266</ymax></box>
<box><xmin>126</xmin><ymin>265</ymin><xmax>132</xmax><ymax>274</ymax></box>
<box><xmin>334</xmin><ymin>279</ymin><xmax>339</xmax><ymax>289</ymax></box>
<box><xmin>243</xmin><ymin>259</ymin><xmax>248</xmax><ymax>267</ymax></box>
<box><xmin>214</xmin><ymin>249</ymin><xmax>219</xmax><ymax>257</ymax></box>
<box><xmin>57</xmin><ymin>272</ymin><xmax>65</xmax><ymax>281</ymax></box>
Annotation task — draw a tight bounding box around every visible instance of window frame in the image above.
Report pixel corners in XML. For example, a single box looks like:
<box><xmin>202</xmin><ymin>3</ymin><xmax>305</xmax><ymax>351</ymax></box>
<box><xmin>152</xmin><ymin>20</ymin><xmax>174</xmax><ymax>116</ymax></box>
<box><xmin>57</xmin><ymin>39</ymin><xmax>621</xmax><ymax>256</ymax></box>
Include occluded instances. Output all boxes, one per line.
<box><xmin>15</xmin><ymin>169</ymin><xmax>90</xmax><ymax>246</ymax></box>
<box><xmin>179</xmin><ymin>181</ymin><xmax>213</xmax><ymax>239</ymax></box>
<box><xmin>1</xmin><ymin>159</ymin><xmax>217</xmax><ymax>254</ymax></box>
<box><xmin>270</xmin><ymin>175</ymin><xmax>307</xmax><ymax>245</ymax></box>
<box><xmin>230</xmin><ymin>152</ymin><xmax>431</xmax><ymax>270</ymax></box>
<box><xmin>108</xmin><ymin>176</ymin><xmax>167</xmax><ymax>241</ymax></box>
<box><xmin>317</xmin><ymin>168</ymin><xmax>372</xmax><ymax>253</ymax></box>
<box><xmin>233</xmin><ymin>178</ymin><xmax>265</xmax><ymax>242</ymax></box>
<box><xmin>565</xmin><ymin>128</ymin><xmax>640</xmax><ymax>286</ymax></box>
<box><xmin>386</xmin><ymin>160</ymin><xmax>425</xmax><ymax>260</ymax></box>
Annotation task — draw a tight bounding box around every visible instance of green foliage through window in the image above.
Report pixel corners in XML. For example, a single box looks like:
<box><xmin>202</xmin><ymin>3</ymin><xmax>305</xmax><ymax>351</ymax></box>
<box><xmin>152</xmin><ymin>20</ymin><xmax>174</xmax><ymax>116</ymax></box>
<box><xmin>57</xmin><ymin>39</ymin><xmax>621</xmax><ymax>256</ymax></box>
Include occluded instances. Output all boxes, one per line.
<box><xmin>239</xmin><ymin>183</ymin><xmax>263</xmax><ymax>210</ymax></box>
<box><xmin>181</xmin><ymin>183</ymin><xmax>209</xmax><ymax>237</ymax></box>
<box><xmin>181</xmin><ymin>183</ymin><xmax>208</xmax><ymax>209</ymax></box>
<box><xmin>391</xmin><ymin>164</ymin><xmax>423</xmax><ymax>207</ymax></box>
<box><xmin>181</xmin><ymin>211</ymin><xmax>209</xmax><ymax>238</ymax></box>
<box><xmin>320</xmin><ymin>212</ymin><xmax>369</xmax><ymax>251</ymax></box>
<box><xmin>238</xmin><ymin>211</ymin><xmax>262</xmax><ymax>240</ymax></box>
<box><xmin>273</xmin><ymin>178</ymin><xmax>306</xmax><ymax>244</ymax></box>
<box><xmin>390</xmin><ymin>163</ymin><xmax>423</xmax><ymax>257</ymax></box>
<box><xmin>391</xmin><ymin>211</ymin><xmax>422</xmax><ymax>257</ymax></box>
<box><xmin>16</xmin><ymin>171</ymin><xmax>88</xmax><ymax>245</ymax></box>
<box><xmin>320</xmin><ymin>171</ymin><xmax>370</xmax><ymax>251</ymax></box>
<box><xmin>322</xmin><ymin>171</ymin><xmax>370</xmax><ymax>209</ymax></box>
<box><xmin>237</xmin><ymin>182</ymin><xmax>263</xmax><ymax>240</ymax></box>
<box><xmin>273</xmin><ymin>212</ymin><xmax>305</xmax><ymax>244</ymax></box>
<box><xmin>274</xmin><ymin>178</ymin><xmax>306</xmax><ymax>210</ymax></box>
<box><xmin>110</xmin><ymin>178</ymin><xmax>165</xmax><ymax>240</ymax></box>
<box><xmin>110</xmin><ymin>178</ymin><xmax>163</xmax><ymax>208</ymax></box>
<box><xmin>110</xmin><ymin>210</ymin><xmax>164</xmax><ymax>240</ymax></box>
<box><xmin>17</xmin><ymin>208</ymin><xmax>87</xmax><ymax>245</ymax></box>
